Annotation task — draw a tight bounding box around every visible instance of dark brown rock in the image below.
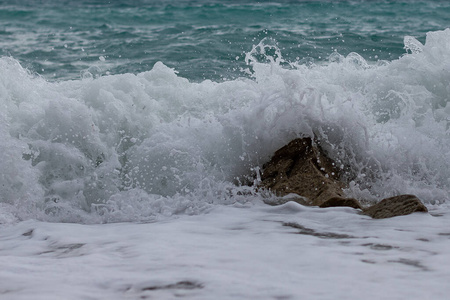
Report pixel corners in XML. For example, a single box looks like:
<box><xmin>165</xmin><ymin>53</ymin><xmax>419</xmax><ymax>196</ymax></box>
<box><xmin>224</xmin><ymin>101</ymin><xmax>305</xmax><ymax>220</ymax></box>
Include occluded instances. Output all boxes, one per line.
<box><xmin>319</xmin><ymin>197</ymin><xmax>363</xmax><ymax>210</ymax></box>
<box><xmin>363</xmin><ymin>195</ymin><xmax>428</xmax><ymax>219</ymax></box>
<box><xmin>259</xmin><ymin>137</ymin><xmax>429</xmax><ymax>219</ymax></box>
<box><xmin>260</xmin><ymin>137</ymin><xmax>348</xmax><ymax>207</ymax></box>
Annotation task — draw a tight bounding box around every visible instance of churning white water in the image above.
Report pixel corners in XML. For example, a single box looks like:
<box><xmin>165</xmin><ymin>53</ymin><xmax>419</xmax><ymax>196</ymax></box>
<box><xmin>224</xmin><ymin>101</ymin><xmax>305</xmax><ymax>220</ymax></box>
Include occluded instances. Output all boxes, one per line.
<box><xmin>1</xmin><ymin>29</ymin><xmax>450</xmax><ymax>224</ymax></box>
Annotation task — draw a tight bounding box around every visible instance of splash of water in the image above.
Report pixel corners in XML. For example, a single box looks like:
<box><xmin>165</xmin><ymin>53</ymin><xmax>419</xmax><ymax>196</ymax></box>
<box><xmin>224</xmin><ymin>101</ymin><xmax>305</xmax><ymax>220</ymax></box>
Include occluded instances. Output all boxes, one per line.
<box><xmin>1</xmin><ymin>29</ymin><xmax>450</xmax><ymax>223</ymax></box>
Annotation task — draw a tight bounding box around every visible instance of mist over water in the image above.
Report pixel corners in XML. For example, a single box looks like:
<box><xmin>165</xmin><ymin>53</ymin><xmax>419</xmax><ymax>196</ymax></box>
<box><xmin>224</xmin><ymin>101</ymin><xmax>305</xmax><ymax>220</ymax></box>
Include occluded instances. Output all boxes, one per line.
<box><xmin>1</xmin><ymin>0</ymin><xmax>450</xmax><ymax>223</ymax></box>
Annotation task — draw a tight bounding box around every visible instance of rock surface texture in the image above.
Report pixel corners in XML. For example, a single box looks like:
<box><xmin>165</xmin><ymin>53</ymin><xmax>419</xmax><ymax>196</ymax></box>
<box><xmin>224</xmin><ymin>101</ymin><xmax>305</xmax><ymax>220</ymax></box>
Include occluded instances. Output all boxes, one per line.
<box><xmin>259</xmin><ymin>137</ymin><xmax>428</xmax><ymax>219</ymax></box>
<box><xmin>362</xmin><ymin>195</ymin><xmax>428</xmax><ymax>219</ymax></box>
<box><xmin>260</xmin><ymin>137</ymin><xmax>345</xmax><ymax>207</ymax></box>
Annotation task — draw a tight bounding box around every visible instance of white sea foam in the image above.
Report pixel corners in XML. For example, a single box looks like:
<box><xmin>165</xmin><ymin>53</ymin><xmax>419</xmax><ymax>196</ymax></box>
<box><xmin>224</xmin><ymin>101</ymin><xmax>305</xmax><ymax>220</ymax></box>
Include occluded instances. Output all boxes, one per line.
<box><xmin>1</xmin><ymin>29</ymin><xmax>450</xmax><ymax>223</ymax></box>
<box><xmin>1</xmin><ymin>203</ymin><xmax>450</xmax><ymax>299</ymax></box>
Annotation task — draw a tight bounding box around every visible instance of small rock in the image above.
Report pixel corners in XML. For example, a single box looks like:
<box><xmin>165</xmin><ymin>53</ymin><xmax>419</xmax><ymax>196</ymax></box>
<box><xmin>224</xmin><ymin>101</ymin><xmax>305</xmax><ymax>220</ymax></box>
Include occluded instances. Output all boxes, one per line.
<box><xmin>319</xmin><ymin>197</ymin><xmax>363</xmax><ymax>210</ymax></box>
<box><xmin>363</xmin><ymin>195</ymin><xmax>428</xmax><ymax>219</ymax></box>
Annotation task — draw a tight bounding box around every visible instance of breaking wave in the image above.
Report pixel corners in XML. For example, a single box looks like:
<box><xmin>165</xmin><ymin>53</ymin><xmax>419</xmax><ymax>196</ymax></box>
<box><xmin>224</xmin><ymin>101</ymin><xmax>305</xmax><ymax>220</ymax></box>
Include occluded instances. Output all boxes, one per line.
<box><xmin>1</xmin><ymin>29</ymin><xmax>450</xmax><ymax>223</ymax></box>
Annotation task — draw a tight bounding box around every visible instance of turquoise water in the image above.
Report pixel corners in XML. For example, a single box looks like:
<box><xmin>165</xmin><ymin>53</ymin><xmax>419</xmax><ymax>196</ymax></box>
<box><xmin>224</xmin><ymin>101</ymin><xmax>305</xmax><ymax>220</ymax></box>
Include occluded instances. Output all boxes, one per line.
<box><xmin>1</xmin><ymin>0</ymin><xmax>450</xmax><ymax>222</ymax></box>
<box><xmin>1</xmin><ymin>0</ymin><xmax>449</xmax><ymax>81</ymax></box>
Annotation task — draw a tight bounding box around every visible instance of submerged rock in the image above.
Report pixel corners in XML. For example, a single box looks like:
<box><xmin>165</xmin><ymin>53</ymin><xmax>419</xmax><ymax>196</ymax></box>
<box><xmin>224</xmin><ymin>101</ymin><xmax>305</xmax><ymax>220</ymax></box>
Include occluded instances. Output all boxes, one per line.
<box><xmin>319</xmin><ymin>197</ymin><xmax>363</xmax><ymax>210</ymax></box>
<box><xmin>259</xmin><ymin>137</ymin><xmax>428</xmax><ymax>219</ymax></box>
<box><xmin>363</xmin><ymin>195</ymin><xmax>428</xmax><ymax>219</ymax></box>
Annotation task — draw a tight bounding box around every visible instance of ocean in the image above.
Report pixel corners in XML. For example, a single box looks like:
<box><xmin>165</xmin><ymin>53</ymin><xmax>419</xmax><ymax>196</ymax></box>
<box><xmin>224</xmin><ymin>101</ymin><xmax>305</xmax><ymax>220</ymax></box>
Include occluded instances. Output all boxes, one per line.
<box><xmin>1</xmin><ymin>0</ymin><xmax>450</xmax><ymax>299</ymax></box>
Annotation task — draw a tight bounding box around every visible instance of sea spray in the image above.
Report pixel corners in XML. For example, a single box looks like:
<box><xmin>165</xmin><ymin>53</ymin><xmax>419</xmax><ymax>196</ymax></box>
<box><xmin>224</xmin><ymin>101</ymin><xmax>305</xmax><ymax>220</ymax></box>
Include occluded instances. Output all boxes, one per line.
<box><xmin>1</xmin><ymin>29</ymin><xmax>450</xmax><ymax>223</ymax></box>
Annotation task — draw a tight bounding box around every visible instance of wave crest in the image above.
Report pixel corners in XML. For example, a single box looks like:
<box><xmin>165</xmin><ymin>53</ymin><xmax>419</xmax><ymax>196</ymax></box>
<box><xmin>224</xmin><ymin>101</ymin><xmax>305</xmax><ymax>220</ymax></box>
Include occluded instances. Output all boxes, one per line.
<box><xmin>1</xmin><ymin>29</ymin><xmax>450</xmax><ymax>223</ymax></box>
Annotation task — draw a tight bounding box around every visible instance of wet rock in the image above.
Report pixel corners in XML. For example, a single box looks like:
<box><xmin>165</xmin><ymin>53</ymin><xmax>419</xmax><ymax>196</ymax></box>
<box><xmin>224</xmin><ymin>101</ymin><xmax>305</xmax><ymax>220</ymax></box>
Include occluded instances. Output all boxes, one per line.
<box><xmin>260</xmin><ymin>137</ymin><xmax>347</xmax><ymax>207</ymax></box>
<box><xmin>319</xmin><ymin>197</ymin><xmax>363</xmax><ymax>210</ymax></box>
<box><xmin>259</xmin><ymin>137</ymin><xmax>429</xmax><ymax>219</ymax></box>
<box><xmin>363</xmin><ymin>194</ymin><xmax>428</xmax><ymax>219</ymax></box>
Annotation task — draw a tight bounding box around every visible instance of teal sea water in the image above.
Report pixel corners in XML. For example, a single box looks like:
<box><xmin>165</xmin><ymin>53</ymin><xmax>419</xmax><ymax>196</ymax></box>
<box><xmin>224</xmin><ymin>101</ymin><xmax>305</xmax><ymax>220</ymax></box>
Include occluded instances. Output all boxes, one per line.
<box><xmin>1</xmin><ymin>0</ymin><xmax>450</xmax><ymax>222</ymax></box>
<box><xmin>2</xmin><ymin>0</ymin><xmax>449</xmax><ymax>81</ymax></box>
